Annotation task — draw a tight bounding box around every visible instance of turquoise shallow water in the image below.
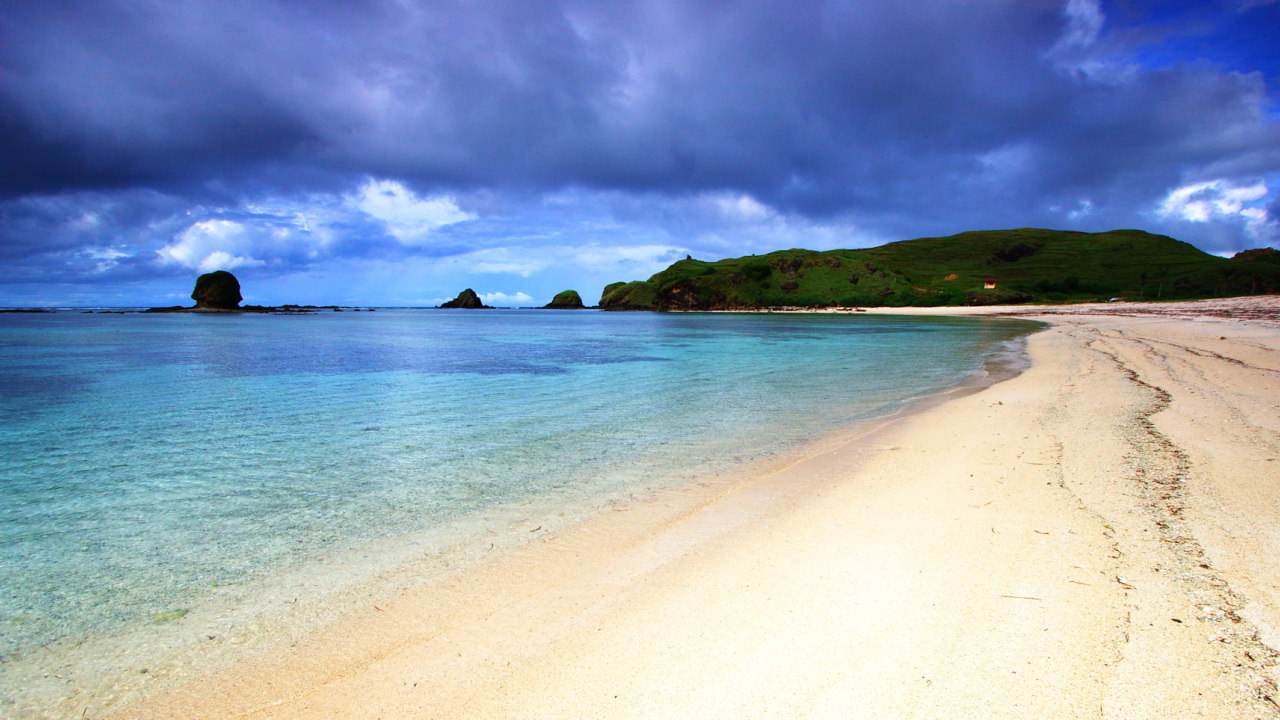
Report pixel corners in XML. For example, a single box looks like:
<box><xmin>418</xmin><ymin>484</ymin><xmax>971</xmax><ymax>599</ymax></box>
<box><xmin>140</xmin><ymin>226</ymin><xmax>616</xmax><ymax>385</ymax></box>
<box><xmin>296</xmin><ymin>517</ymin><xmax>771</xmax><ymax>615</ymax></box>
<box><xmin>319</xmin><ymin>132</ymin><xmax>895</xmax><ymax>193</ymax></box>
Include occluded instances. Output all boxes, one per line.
<box><xmin>0</xmin><ymin>309</ymin><xmax>1040</xmax><ymax>665</ymax></box>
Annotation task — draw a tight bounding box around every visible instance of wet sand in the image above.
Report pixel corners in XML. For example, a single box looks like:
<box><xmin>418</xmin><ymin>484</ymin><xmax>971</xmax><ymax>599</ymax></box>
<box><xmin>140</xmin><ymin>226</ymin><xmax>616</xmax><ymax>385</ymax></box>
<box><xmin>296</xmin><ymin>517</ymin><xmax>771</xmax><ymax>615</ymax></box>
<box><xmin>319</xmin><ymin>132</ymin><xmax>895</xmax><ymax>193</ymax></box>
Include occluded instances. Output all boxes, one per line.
<box><xmin>108</xmin><ymin>297</ymin><xmax>1280</xmax><ymax>719</ymax></box>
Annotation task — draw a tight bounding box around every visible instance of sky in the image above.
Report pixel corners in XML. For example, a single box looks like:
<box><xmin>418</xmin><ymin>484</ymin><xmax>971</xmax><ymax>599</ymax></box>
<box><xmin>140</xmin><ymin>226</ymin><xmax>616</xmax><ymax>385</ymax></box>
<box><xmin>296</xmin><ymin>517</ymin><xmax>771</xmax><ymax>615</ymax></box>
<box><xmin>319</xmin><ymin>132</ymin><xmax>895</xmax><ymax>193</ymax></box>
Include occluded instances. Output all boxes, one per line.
<box><xmin>1</xmin><ymin>0</ymin><xmax>1278</xmax><ymax>307</ymax></box>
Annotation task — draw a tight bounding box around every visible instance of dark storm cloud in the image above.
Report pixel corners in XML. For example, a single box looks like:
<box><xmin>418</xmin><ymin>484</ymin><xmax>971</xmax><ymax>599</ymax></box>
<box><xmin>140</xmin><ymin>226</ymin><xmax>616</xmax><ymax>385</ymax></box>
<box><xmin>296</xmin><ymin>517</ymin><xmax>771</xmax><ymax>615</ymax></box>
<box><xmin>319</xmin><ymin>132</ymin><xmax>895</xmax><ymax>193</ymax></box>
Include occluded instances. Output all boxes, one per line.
<box><xmin>0</xmin><ymin>0</ymin><xmax>619</xmax><ymax>193</ymax></box>
<box><xmin>0</xmin><ymin>0</ymin><xmax>1277</xmax><ymax>302</ymax></box>
<box><xmin>4</xmin><ymin>1</ymin><xmax>1273</xmax><ymax>206</ymax></box>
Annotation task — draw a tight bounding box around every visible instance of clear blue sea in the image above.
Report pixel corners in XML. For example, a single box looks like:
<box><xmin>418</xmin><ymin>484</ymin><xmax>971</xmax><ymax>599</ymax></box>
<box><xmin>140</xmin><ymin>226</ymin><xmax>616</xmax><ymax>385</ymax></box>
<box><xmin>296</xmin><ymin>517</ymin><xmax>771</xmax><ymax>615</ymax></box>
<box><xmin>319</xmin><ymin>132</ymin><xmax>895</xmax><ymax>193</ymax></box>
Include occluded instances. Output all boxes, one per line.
<box><xmin>0</xmin><ymin>309</ymin><xmax>1040</xmax><ymax>681</ymax></box>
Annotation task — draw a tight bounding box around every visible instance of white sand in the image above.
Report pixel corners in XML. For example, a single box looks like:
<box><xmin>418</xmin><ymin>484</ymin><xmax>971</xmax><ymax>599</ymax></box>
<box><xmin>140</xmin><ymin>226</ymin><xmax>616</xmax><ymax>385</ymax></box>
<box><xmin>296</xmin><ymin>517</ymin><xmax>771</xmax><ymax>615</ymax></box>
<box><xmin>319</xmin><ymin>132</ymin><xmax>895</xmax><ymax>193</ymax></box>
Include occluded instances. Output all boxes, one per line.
<box><xmin>107</xmin><ymin>297</ymin><xmax>1280</xmax><ymax>719</ymax></box>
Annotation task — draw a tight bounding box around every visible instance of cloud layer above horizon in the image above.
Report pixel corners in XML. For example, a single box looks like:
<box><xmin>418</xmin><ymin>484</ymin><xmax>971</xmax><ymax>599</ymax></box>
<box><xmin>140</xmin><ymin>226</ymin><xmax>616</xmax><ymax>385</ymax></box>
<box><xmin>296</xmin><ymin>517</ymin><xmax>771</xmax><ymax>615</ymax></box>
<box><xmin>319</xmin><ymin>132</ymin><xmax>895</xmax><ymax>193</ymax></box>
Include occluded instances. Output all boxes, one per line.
<box><xmin>2</xmin><ymin>0</ymin><xmax>1278</xmax><ymax>305</ymax></box>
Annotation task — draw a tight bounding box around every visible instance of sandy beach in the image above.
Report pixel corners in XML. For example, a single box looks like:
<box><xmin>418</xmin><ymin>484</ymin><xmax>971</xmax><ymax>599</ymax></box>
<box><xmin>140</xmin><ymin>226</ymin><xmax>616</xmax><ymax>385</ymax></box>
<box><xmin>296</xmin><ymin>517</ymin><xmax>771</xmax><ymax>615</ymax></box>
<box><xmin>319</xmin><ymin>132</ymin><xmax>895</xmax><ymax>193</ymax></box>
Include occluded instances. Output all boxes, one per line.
<box><xmin>107</xmin><ymin>297</ymin><xmax>1280</xmax><ymax>719</ymax></box>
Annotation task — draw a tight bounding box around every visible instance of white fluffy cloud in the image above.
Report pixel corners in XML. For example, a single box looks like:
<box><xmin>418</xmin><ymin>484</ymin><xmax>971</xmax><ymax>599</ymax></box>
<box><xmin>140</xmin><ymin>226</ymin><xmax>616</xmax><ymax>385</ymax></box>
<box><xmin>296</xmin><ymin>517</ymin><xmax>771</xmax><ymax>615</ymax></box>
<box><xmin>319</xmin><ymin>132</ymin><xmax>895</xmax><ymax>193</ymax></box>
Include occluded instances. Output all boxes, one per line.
<box><xmin>153</xmin><ymin>178</ymin><xmax>479</xmax><ymax>275</ymax></box>
<box><xmin>1159</xmin><ymin>179</ymin><xmax>1267</xmax><ymax>222</ymax></box>
<box><xmin>350</xmin><ymin>180</ymin><xmax>474</xmax><ymax>244</ymax></box>
<box><xmin>1058</xmin><ymin>0</ymin><xmax>1104</xmax><ymax>50</ymax></box>
<box><xmin>156</xmin><ymin>219</ymin><xmax>266</xmax><ymax>272</ymax></box>
<box><xmin>712</xmin><ymin>193</ymin><xmax>774</xmax><ymax>223</ymax></box>
<box><xmin>1157</xmin><ymin>179</ymin><xmax>1276</xmax><ymax>244</ymax></box>
<box><xmin>77</xmin><ymin>246</ymin><xmax>129</xmax><ymax>273</ymax></box>
<box><xmin>480</xmin><ymin>291</ymin><xmax>534</xmax><ymax>306</ymax></box>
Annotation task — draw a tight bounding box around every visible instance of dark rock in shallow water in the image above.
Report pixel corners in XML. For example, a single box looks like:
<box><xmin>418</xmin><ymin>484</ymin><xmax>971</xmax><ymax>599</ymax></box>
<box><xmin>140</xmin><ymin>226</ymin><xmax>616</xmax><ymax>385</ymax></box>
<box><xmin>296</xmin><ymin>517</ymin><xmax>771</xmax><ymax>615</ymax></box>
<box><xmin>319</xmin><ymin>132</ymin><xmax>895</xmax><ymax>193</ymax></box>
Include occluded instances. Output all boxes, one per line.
<box><xmin>439</xmin><ymin>289</ymin><xmax>491</xmax><ymax>309</ymax></box>
<box><xmin>191</xmin><ymin>271</ymin><xmax>242</xmax><ymax>309</ymax></box>
<box><xmin>543</xmin><ymin>290</ymin><xmax>586</xmax><ymax>309</ymax></box>
<box><xmin>145</xmin><ymin>274</ymin><xmax>334</xmax><ymax>313</ymax></box>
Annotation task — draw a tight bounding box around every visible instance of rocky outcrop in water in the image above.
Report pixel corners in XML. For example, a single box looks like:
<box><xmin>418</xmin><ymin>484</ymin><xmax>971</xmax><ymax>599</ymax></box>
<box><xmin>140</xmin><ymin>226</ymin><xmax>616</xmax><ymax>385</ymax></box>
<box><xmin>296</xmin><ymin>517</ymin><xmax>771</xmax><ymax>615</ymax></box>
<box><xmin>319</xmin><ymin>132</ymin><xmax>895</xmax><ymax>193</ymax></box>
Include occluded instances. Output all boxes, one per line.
<box><xmin>191</xmin><ymin>271</ymin><xmax>242</xmax><ymax>309</ymax></box>
<box><xmin>146</xmin><ymin>272</ymin><xmax>329</xmax><ymax>313</ymax></box>
<box><xmin>439</xmin><ymin>289</ymin><xmax>491</xmax><ymax>309</ymax></box>
<box><xmin>543</xmin><ymin>290</ymin><xmax>586</xmax><ymax>309</ymax></box>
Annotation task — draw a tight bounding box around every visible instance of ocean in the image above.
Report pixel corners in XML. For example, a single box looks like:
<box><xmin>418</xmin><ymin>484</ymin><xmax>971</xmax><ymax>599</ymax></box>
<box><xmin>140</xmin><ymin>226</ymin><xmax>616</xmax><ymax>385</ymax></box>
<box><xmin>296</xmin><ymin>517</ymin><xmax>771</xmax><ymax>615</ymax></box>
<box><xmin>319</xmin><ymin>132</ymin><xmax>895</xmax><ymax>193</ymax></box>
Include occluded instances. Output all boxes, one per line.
<box><xmin>0</xmin><ymin>308</ymin><xmax>1040</xmax><ymax>714</ymax></box>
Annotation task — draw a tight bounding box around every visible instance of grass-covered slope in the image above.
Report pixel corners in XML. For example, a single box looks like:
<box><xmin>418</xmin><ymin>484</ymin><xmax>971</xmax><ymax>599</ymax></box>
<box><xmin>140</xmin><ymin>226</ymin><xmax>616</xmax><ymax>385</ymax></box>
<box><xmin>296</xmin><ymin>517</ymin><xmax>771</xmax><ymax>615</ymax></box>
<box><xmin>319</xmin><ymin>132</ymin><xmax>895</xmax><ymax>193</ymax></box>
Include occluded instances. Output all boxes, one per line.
<box><xmin>543</xmin><ymin>290</ymin><xmax>587</xmax><ymax>309</ymax></box>
<box><xmin>599</xmin><ymin>229</ymin><xmax>1280</xmax><ymax>310</ymax></box>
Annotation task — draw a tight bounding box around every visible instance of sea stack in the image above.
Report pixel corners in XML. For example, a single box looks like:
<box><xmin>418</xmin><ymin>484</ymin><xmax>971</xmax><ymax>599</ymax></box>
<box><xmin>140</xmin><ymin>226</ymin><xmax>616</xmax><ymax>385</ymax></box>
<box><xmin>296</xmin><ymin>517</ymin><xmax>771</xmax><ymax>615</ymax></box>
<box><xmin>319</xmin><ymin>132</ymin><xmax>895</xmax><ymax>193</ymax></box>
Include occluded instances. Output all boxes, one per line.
<box><xmin>191</xmin><ymin>270</ymin><xmax>243</xmax><ymax>309</ymax></box>
<box><xmin>439</xmin><ymin>289</ymin><xmax>491</xmax><ymax>309</ymax></box>
<box><xmin>543</xmin><ymin>290</ymin><xmax>586</xmax><ymax>309</ymax></box>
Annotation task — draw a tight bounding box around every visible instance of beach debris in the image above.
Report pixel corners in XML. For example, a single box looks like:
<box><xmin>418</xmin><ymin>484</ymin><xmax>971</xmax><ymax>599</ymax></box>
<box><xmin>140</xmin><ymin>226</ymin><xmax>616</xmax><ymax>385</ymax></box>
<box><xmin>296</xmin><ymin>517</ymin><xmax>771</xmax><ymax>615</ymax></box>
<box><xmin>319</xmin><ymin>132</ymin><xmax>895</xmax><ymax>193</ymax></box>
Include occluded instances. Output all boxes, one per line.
<box><xmin>999</xmin><ymin>595</ymin><xmax>1043</xmax><ymax>601</ymax></box>
<box><xmin>1199</xmin><ymin>605</ymin><xmax>1226</xmax><ymax>620</ymax></box>
<box><xmin>1114</xmin><ymin>576</ymin><xmax>1136</xmax><ymax>590</ymax></box>
<box><xmin>151</xmin><ymin>609</ymin><xmax>189</xmax><ymax>623</ymax></box>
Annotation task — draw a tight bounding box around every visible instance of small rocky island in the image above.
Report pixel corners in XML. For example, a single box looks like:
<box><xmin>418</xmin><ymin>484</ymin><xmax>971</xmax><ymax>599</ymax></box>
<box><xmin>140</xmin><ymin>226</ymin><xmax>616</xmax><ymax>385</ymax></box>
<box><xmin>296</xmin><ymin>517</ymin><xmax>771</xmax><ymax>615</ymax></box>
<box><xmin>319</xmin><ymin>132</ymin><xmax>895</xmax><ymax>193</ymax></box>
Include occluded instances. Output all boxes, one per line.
<box><xmin>145</xmin><ymin>271</ymin><xmax>335</xmax><ymax>313</ymax></box>
<box><xmin>543</xmin><ymin>290</ymin><xmax>586</xmax><ymax>309</ymax></box>
<box><xmin>191</xmin><ymin>270</ymin><xmax>243</xmax><ymax>309</ymax></box>
<box><xmin>439</xmin><ymin>289</ymin><xmax>492</xmax><ymax>309</ymax></box>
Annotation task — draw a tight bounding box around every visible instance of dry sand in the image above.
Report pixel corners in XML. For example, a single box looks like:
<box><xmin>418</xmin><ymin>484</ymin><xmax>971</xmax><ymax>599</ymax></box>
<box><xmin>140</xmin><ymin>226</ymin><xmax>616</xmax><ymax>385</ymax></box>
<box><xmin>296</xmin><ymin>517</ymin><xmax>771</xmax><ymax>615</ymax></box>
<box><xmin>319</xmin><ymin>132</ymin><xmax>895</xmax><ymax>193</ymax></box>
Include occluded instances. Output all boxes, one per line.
<box><xmin>110</xmin><ymin>297</ymin><xmax>1280</xmax><ymax>719</ymax></box>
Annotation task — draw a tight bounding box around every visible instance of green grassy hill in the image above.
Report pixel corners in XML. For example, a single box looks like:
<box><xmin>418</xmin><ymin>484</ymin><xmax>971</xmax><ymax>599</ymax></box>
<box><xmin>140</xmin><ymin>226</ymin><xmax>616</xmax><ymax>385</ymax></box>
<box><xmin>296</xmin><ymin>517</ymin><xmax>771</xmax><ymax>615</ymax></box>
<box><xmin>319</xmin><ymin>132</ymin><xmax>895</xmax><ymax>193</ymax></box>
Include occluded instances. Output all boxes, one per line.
<box><xmin>599</xmin><ymin>229</ymin><xmax>1280</xmax><ymax>310</ymax></box>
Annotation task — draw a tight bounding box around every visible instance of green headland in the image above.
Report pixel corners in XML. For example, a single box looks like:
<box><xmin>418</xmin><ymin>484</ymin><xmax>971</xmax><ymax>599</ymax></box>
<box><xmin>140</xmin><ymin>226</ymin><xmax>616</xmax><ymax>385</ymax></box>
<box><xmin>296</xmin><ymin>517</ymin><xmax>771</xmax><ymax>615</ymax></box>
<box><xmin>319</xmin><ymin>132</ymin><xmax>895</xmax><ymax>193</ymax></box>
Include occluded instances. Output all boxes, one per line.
<box><xmin>600</xmin><ymin>229</ymin><xmax>1280</xmax><ymax>310</ymax></box>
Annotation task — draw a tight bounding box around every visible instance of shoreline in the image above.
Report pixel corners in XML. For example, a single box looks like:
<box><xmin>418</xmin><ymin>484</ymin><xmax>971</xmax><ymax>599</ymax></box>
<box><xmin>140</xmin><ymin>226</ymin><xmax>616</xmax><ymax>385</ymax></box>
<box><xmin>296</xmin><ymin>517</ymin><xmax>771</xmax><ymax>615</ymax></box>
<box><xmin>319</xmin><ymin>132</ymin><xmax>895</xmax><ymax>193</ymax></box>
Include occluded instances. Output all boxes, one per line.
<box><xmin>1</xmin><ymin>314</ymin><xmax>1035</xmax><ymax>719</ymax></box>
<box><xmin>26</xmin><ymin>297</ymin><xmax>1280</xmax><ymax>718</ymax></box>
<box><xmin>103</xmin><ymin>298</ymin><xmax>1280</xmax><ymax>717</ymax></box>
